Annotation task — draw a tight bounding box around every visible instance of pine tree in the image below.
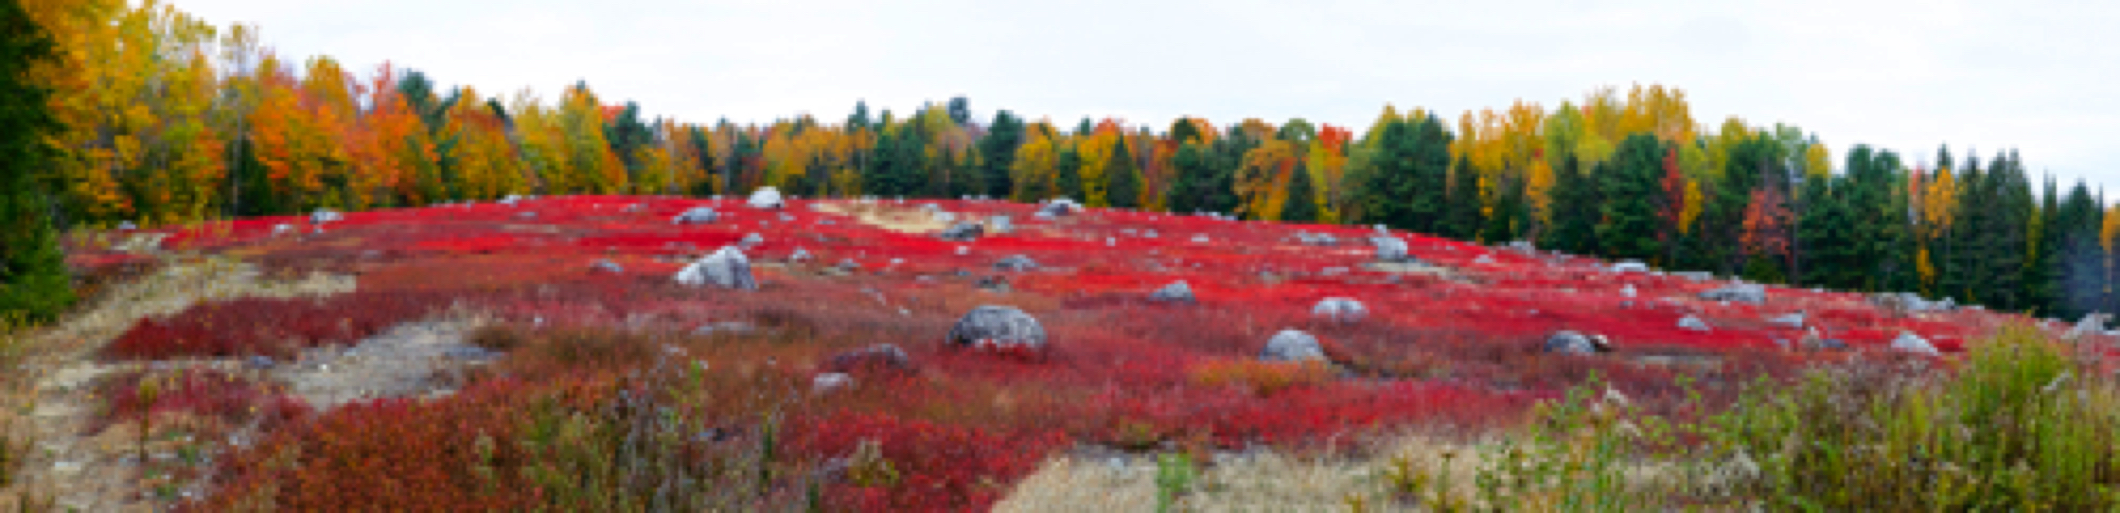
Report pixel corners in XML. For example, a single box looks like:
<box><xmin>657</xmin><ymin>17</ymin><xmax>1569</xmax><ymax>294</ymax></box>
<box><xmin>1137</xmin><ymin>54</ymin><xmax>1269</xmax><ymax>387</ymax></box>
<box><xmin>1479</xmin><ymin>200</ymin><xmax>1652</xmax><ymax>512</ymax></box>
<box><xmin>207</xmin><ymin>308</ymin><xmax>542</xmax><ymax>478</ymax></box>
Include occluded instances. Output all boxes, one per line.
<box><xmin>1106</xmin><ymin>136</ymin><xmax>1140</xmax><ymax>208</ymax></box>
<box><xmin>1441</xmin><ymin>154</ymin><xmax>1482</xmax><ymax>240</ymax></box>
<box><xmin>1054</xmin><ymin>143</ymin><xmax>1083</xmax><ymax>201</ymax></box>
<box><xmin>2054</xmin><ymin>181</ymin><xmax>2106</xmax><ymax>320</ymax></box>
<box><xmin>977</xmin><ymin>111</ymin><xmax>1023</xmax><ymax>198</ymax></box>
<box><xmin>1280</xmin><ymin>159</ymin><xmax>1319</xmax><ymax>223</ymax></box>
<box><xmin>1357</xmin><ymin>115</ymin><xmax>1450</xmax><ymax>233</ymax></box>
<box><xmin>2028</xmin><ymin>174</ymin><xmax>2061</xmax><ymax>315</ymax></box>
<box><xmin>1940</xmin><ymin>154</ymin><xmax>1985</xmax><ymax>303</ymax></box>
<box><xmin>1481</xmin><ymin>174</ymin><xmax>1527</xmax><ymax>244</ymax></box>
<box><xmin>1540</xmin><ymin>154</ymin><xmax>1599</xmax><ymax>255</ymax></box>
<box><xmin>1597</xmin><ymin>134</ymin><xmax>1665</xmax><ymax>261</ymax></box>
<box><xmin>1796</xmin><ymin>176</ymin><xmax>1860</xmax><ymax>289</ymax></box>
<box><xmin>0</xmin><ymin>1</ymin><xmax>75</xmax><ymax>321</ymax></box>
<box><xmin>1167</xmin><ymin>142</ymin><xmax>1227</xmax><ymax>214</ymax></box>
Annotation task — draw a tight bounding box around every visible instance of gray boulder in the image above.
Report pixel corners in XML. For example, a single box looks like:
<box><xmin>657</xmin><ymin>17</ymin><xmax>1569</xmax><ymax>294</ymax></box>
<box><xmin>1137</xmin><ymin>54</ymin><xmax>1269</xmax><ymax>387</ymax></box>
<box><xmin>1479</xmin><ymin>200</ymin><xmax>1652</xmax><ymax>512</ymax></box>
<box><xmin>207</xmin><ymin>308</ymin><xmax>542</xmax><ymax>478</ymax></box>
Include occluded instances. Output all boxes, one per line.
<box><xmin>674</xmin><ymin>246</ymin><xmax>758</xmax><ymax>290</ymax></box>
<box><xmin>1260</xmin><ymin>329</ymin><xmax>1328</xmax><ymax>363</ymax></box>
<box><xmin>1544</xmin><ymin>330</ymin><xmax>1612</xmax><ymax>354</ymax></box>
<box><xmin>1891</xmin><ymin>331</ymin><xmax>1938</xmax><ymax>355</ymax></box>
<box><xmin>1312</xmin><ymin>298</ymin><xmax>1367</xmax><ymax>322</ymax></box>
<box><xmin>1700</xmin><ymin>283</ymin><xmax>1767</xmax><ymax>304</ymax></box>
<box><xmin>2067</xmin><ymin>313</ymin><xmax>2112</xmax><ymax>341</ymax></box>
<box><xmin>1288</xmin><ymin>232</ymin><xmax>1339</xmax><ymax>246</ymax></box>
<box><xmin>1611</xmin><ymin>260</ymin><xmax>1650</xmax><ymax>273</ymax></box>
<box><xmin>789</xmin><ymin>248</ymin><xmax>814</xmax><ymax>263</ymax></box>
<box><xmin>740</xmin><ymin>233</ymin><xmax>765</xmax><ymax>248</ymax></box>
<box><xmin>1038</xmin><ymin>199</ymin><xmax>1079</xmax><ymax>217</ymax></box>
<box><xmin>938</xmin><ymin>222</ymin><xmax>984</xmax><ymax>242</ymax></box>
<box><xmin>747</xmin><ymin>187</ymin><xmax>785</xmax><ymax>209</ymax></box>
<box><xmin>1372</xmin><ymin>237</ymin><xmax>1413</xmax><ymax>263</ymax></box>
<box><xmin>1150</xmin><ymin>281</ymin><xmax>1196</xmax><ymax>303</ymax></box>
<box><xmin>311</xmin><ymin>209</ymin><xmax>344</xmax><ymax>224</ymax></box>
<box><xmin>988</xmin><ymin>215</ymin><xmax>1014</xmax><ymax>234</ymax></box>
<box><xmin>994</xmin><ymin>255</ymin><xmax>1039</xmax><ymax>272</ymax></box>
<box><xmin>591</xmin><ymin>260</ymin><xmax>625</xmax><ymax>274</ymax></box>
<box><xmin>117</xmin><ymin>221</ymin><xmax>137</xmax><ymax>230</ymax></box>
<box><xmin>947</xmin><ymin>306</ymin><xmax>1047</xmax><ymax>350</ymax></box>
<box><xmin>826</xmin><ymin>343</ymin><xmax>915</xmax><ymax>374</ymax></box>
<box><xmin>672</xmin><ymin>207</ymin><xmax>719</xmax><ymax>225</ymax></box>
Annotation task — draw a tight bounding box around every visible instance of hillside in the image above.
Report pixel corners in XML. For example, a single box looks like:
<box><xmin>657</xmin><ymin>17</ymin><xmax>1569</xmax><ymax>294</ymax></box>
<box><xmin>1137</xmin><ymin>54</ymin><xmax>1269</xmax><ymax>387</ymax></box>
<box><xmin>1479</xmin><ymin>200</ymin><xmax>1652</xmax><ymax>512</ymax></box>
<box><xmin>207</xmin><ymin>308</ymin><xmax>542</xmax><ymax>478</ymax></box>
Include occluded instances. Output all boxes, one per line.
<box><xmin>5</xmin><ymin>192</ymin><xmax>2099</xmax><ymax>511</ymax></box>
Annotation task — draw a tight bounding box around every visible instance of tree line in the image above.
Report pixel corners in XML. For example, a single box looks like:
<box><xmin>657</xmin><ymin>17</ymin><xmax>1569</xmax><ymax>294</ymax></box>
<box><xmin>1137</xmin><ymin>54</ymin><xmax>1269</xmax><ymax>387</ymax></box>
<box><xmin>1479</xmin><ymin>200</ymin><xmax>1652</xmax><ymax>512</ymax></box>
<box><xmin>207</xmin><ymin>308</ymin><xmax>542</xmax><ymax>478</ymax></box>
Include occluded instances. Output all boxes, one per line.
<box><xmin>3</xmin><ymin>0</ymin><xmax>2116</xmax><ymax>325</ymax></box>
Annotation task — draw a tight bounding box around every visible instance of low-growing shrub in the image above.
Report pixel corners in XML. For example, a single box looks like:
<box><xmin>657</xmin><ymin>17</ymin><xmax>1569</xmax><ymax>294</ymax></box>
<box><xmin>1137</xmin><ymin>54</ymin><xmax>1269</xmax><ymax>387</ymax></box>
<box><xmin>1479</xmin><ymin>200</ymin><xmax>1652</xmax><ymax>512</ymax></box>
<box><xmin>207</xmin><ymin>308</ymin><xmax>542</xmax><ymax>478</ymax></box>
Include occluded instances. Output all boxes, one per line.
<box><xmin>105</xmin><ymin>290</ymin><xmax>452</xmax><ymax>360</ymax></box>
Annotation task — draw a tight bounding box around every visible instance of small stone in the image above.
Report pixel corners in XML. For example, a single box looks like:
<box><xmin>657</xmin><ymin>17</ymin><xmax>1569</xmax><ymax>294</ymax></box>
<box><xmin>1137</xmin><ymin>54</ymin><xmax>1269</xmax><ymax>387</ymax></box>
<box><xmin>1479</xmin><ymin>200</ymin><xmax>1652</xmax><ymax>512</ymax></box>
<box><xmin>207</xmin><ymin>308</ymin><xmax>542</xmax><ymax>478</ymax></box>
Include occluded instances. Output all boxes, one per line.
<box><xmin>1891</xmin><ymin>331</ymin><xmax>1938</xmax><ymax>355</ymax></box>
<box><xmin>938</xmin><ymin>222</ymin><xmax>984</xmax><ymax>242</ymax></box>
<box><xmin>1312</xmin><ymin>298</ymin><xmax>1367</xmax><ymax>322</ymax></box>
<box><xmin>672</xmin><ymin>207</ymin><xmax>719</xmax><ymax>225</ymax></box>
<box><xmin>1611</xmin><ymin>261</ymin><xmax>1650</xmax><ymax>273</ymax></box>
<box><xmin>1545</xmin><ymin>330</ymin><xmax>1612</xmax><ymax>354</ymax></box>
<box><xmin>1150</xmin><ymin>281</ymin><xmax>1196</xmax><ymax>303</ymax></box>
<box><xmin>591</xmin><ymin>260</ymin><xmax>625</xmax><ymax>274</ymax></box>
<box><xmin>813</xmin><ymin>373</ymin><xmax>854</xmax><ymax>393</ymax></box>
<box><xmin>1678</xmin><ymin>316</ymin><xmax>1711</xmax><ymax>331</ymax></box>
<box><xmin>994</xmin><ymin>255</ymin><xmax>1039</xmax><ymax>272</ymax></box>
<box><xmin>1700</xmin><ymin>283</ymin><xmax>1767</xmax><ymax>304</ymax></box>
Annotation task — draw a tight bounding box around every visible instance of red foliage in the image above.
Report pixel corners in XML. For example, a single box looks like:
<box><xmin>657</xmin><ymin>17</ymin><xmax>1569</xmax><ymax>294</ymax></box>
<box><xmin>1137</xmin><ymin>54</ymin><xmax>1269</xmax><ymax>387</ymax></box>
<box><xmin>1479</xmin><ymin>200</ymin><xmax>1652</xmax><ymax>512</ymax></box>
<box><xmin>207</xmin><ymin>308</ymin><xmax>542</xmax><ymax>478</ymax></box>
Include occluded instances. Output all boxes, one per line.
<box><xmin>105</xmin><ymin>290</ymin><xmax>453</xmax><ymax>360</ymax></box>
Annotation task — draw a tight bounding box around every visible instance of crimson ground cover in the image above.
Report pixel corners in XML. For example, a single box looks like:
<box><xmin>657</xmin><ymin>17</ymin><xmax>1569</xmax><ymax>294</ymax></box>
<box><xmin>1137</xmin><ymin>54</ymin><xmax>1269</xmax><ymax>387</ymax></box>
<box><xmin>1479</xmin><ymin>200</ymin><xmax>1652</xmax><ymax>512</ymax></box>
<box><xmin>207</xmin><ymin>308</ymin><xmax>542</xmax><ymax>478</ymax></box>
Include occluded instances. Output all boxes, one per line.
<box><xmin>79</xmin><ymin>195</ymin><xmax>2036</xmax><ymax>510</ymax></box>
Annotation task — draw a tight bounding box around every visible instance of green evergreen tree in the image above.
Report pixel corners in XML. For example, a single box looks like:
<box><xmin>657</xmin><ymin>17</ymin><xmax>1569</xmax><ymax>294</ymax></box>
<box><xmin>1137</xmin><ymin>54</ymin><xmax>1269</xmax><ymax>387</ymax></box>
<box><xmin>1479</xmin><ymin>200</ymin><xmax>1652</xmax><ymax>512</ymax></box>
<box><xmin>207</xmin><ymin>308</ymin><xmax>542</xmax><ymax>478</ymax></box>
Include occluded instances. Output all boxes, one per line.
<box><xmin>1168</xmin><ymin>142</ymin><xmax>1231</xmax><ymax>214</ymax></box>
<box><xmin>1441</xmin><ymin>154</ymin><xmax>1483</xmax><ymax>240</ymax></box>
<box><xmin>1481</xmin><ymin>174</ymin><xmax>1527</xmax><ymax>244</ymax></box>
<box><xmin>976</xmin><ymin>111</ymin><xmax>1024</xmax><ymax>198</ymax></box>
<box><xmin>1054</xmin><ymin>143</ymin><xmax>1084</xmax><ymax>201</ymax></box>
<box><xmin>2027</xmin><ymin>174</ymin><xmax>2062</xmax><ymax>315</ymax></box>
<box><xmin>1596</xmin><ymin>134</ymin><xmax>1665</xmax><ymax>261</ymax></box>
<box><xmin>1357</xmin><ymin>115</ymin><xmax>1451</xmax><ymax>233</ymax></box>
<box><xmin>1796</xmin><ymin>176</ymin><xmax>1860</xmax><ymax>289</ymax></box>
<box><xmin>1280</xmin><ymin>160</ymin><xmax>1320</xmax><ymax>223</ymax></box>
<box><xmin>0</xmin><ymin>1</ymin><xmax>76</xmax><ymax>322</ymax></box>
<box><xmin>1106</xmin><ymin>136</ymin><xmax>1141</xmax><ymax>208</ymax></box>
<box><xmin>2054</xmin><ymin>180</ymin><xmax>2106</xmax><ymax>320</ymax></box>
<box><xmin>1540</xmin><ymin>154</ymin><xmax>1600</xmax><ymax>255</ymax></box>
<box><xmin>1939</xmin><ymin>153</ymin><xmax>1986</xmax><ymax>303</ymax></box>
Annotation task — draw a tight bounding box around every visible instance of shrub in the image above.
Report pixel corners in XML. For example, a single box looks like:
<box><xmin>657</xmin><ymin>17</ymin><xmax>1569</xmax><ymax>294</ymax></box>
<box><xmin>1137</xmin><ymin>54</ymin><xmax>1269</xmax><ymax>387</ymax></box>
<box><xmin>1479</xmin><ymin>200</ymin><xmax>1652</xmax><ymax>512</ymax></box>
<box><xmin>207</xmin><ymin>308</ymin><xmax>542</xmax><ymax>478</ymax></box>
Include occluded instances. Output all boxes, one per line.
<box><xmin>1187</xmin><ymin>359</ymin><xmax>1337</xmax><ymax>397</ymax></box>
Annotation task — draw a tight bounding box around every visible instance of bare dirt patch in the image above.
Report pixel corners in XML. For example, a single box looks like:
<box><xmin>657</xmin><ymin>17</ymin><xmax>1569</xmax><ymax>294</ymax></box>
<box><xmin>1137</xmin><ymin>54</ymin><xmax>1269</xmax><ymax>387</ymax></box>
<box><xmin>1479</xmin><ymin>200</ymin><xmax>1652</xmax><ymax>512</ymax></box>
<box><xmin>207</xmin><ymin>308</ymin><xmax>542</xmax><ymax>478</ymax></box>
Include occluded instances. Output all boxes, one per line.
<box><xmin>1</xmin><ymin>255</ymin><xmax>353</xmax><ymax>511</ymax></box>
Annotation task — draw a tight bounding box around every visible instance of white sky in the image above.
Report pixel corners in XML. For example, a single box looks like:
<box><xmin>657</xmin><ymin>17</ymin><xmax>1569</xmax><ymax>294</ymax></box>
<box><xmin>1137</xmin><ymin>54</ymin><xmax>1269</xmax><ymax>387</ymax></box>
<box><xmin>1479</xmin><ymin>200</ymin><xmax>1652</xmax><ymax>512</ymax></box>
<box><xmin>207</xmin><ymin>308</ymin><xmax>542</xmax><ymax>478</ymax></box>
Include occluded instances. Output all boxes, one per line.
<box><xmin>171</xmin><ymin>0</ymin><xmax>2120</xmax><ymax>191</ymax></box>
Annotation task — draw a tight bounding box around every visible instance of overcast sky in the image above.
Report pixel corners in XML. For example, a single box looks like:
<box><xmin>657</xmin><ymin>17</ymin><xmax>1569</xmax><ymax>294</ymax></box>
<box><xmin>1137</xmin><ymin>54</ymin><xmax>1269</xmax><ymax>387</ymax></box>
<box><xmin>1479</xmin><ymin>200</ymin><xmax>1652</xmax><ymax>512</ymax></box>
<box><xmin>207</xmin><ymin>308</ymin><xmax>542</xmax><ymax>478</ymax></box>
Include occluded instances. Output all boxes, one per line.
<box><xmin>172</xmin><ymin>0</ymin><xmax>2120</xmax><ymax>191</ymax></box>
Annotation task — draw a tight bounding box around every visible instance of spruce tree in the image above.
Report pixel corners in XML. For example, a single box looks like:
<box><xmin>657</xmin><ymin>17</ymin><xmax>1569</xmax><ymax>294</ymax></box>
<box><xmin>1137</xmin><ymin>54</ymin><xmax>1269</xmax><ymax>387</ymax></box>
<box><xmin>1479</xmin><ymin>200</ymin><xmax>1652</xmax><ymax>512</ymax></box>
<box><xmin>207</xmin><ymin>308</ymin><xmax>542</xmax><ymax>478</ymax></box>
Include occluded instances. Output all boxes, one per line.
<box><xmin>977</xmin><ymin>111</ymin><xmax>1024</xmax><ymax>198</ymax></box>
<box><xmin>2055</xmin><ymin>181</ymin><xmax>2107</xmax><ymax>320</ymax></box>
<box><xmin>1106</xmin><ymin>137</ymin><xmax>1140</xmax><ymax>208</ymax></box>
<box><xmin>1280</xmin><ymin>160</ymin><xmax>1320</xmax><ymax>223</ymax></box>
<box><xmin>1357</xmin><ymin>116</ymin><xmax>1451</xmax><ymax>233</ymax></box>
<box><xmin>1054</xmin><ymin>144</ymin><xmax>1083</xmax><ymax>201</ymax></box>
<box><xmin>0</xmin><ymin>1</ymin><xmax>76</xmax><ymax>321</ymax></box>
<box><xmin>1796</xmin><ymin>177</ymin><xmax>1860</xmax><ymax>290</ymax></box>
<box><xmin>1481</xmin><ymin>174</ymin><xmax>1526</xmax><ymax>244</ymax></box>
<box><xmin>1597</xmin><ymin>134</ymin><xmax>1665</xmax><ymax>261</ymax></box>
<box><xmin>1540</xmin><ymin>154</ymin><xmax>1599</xmax><ymax>255</ymax></box>
<box><xmin>1441</xmin><ymin>155</ymin><xmax>1483</xmax><ymax>240</ymax></box>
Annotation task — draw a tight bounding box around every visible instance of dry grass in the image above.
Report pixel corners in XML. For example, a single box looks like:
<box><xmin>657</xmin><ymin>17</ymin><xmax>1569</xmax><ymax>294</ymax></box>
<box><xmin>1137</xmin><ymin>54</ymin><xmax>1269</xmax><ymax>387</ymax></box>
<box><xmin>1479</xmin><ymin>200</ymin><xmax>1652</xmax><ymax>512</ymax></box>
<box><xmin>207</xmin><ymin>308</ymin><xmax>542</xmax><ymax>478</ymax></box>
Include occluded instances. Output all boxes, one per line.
<box><xmin>997</xmin><ymin>434</ymin><xmax>1501</xmax><ymax>512</ymax></box>
<box><xmin>0</xmin><ymin>254</ymin><xmax>356</xmax><ymax>512</ymax></box>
